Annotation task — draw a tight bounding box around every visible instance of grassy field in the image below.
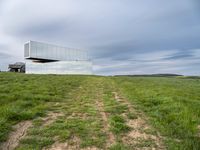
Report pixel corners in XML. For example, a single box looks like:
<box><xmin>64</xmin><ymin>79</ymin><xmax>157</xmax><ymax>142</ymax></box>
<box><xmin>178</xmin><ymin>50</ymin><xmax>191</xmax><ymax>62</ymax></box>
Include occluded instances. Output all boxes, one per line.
<box><xmin>115</xmin><ymin>76</ymin><xmax>200</xmax><ymax>149</ymax></box>
<box><xmin>0</xmin><ymin>73</ymin><xmax>200</xmax><ymax>150</ymax></box>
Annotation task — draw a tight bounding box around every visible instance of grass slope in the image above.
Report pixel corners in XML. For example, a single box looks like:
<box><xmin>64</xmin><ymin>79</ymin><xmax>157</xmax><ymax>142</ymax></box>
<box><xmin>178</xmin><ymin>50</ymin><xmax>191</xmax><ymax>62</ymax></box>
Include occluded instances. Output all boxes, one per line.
<box><xmin>0</xmin><ymin>73</ymin><xmax>200</xmax><ymax>149</ymax></box>
<box><xmin>115</xmin><ymin>76</ymin><xmax>200</xmax><ymax>149</ymax></box>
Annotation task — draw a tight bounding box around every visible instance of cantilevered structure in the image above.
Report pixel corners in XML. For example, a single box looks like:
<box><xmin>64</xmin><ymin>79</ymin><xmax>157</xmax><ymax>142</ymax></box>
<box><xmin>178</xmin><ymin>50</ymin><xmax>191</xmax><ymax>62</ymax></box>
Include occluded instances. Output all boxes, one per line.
<box><xmin>24</xmin><ymin>41</ymin><xmax>92</xmax><ymax>74</ymax></box>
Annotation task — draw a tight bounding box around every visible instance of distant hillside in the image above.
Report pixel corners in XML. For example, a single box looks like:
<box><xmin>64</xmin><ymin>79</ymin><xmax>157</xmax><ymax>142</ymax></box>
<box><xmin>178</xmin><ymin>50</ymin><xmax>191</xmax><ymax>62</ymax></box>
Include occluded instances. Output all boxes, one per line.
<box><xmin>180</xmin><ymin>76</ymin><xmax>200</xmax><ymax>79</ymax></box>
<box><xmin>115</xmin><ymin>73</ymin><xmax>183</xmax><ymax>77</ymax></box>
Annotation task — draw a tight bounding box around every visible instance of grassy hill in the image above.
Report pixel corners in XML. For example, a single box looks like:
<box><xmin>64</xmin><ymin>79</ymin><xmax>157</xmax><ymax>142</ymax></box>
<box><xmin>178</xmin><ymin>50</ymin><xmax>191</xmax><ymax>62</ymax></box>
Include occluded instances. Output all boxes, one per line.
<box><xmin>0</xmin><ymin>73</ymin><xmax>200</xmax><ymax>150</ymax></box>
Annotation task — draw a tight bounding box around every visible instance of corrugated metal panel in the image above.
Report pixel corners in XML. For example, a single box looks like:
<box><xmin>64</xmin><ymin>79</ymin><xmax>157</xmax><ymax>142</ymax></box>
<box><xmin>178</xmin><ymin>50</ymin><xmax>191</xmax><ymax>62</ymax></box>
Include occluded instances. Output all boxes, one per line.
<box><xmin>26</xmin><ymin>41</ymin><xmax>89</xmax><ymax>61</ymax></box>
<box><xmin>24</xmin><ymin>43</ymin><xmax>29</xmax><ymax>57</ymax></box>
<box><xmin>24</xmin><ymin>41</ymin><xmax>93</xmax><ymax>75</ymax></box>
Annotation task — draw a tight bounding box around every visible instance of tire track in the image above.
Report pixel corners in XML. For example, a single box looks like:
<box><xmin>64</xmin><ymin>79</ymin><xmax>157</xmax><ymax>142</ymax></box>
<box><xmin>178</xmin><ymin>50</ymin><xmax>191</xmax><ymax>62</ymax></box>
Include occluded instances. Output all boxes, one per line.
<box><xmin>0</xmin><ymin>121</ymin><xmax>32</xmax><ymax>150</ymax></box>
<box><xmin>96</xmin><ymin>99</ymin><xmax>115</xmax><ymax>148</ymax></box>
<box><xmin>112</xmin><ymin>91</ymin><xmax>165</xmax><ymax>150</ymax></box>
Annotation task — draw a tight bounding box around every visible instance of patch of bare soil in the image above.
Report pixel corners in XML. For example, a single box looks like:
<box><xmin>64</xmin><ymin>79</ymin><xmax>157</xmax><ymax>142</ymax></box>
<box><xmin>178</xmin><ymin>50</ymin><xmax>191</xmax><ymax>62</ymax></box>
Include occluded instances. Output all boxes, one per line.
<box><xmin>0</xmin><ymin>111</ymin><xmax>65</xmax><ymax>150</ymax></box>
<box><xmin>81</xmin><ymin>147</ymin><xmax>100</xmax><ymax>150</ymax></box>
<box><xmin>45</xmin><ymin>136</ymin><xmax>100</xmax><ymax>150</ymax></box>
<box><xmin>42</xmin><ymin>112</ymin><xmax>64</xmax><ymax>126</ymax></box>
<box><xmin>113</xmin><ymin>92</ymin><xmax>131</xmax><ymax>109</ymax></box>
<box><xmin>95</xmin><ymin>100</ymin><xmax>115</xmax><ymax>148</ymax></box>
<box><xmin>124</xmin><ymin>118</ymin><xmax>164</xmax><ymax>149</ymax></box>
<box><xmin>197</xmin><ymin>125</ymin><xmax>200</xmax><ymax>137</ymax></box>
<box><xmin>0</xmin><ymin>121</ymin><xmax>32</xmax><ymax>150</ymax></box>
<box><xmin>45</xmin><ymin>136</ymin><xmax>80</xmax><ymax>150</ymax></box>
<box><xmin>67</xmin><ymin>112</ymin><xmax>88</xmax><ymax>119</ymax></box>
<box><xmin>113</xmin><ymin>92</ymin><xmax>165</xmax><ymax>150</ymax></box>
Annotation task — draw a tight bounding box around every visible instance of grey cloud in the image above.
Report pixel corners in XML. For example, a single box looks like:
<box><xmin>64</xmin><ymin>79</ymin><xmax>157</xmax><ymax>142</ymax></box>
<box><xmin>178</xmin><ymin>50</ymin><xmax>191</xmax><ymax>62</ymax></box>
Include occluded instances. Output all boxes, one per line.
<box><xmin>0</xmin><ymin>0</ymin><xmax>200</xmax><ymax>75</ymax></box>
<box><xmin>0</xmin><ymin>52</ymin><xmax>21</xmax><ymax>71</ymax></box>
<box><xmin>15</xmin><ymin>20</ymin><xmax>71</xmax><ymax>38</ymax></box>
<box><xmin>0</xmin><ymin>52</ymin><xmax>12</xmax><ymax>59</ymax></box>
<box><xmin>163</xmin><ymin>50</ymin><xmax>195</xmax><ymax>60</ymax></box>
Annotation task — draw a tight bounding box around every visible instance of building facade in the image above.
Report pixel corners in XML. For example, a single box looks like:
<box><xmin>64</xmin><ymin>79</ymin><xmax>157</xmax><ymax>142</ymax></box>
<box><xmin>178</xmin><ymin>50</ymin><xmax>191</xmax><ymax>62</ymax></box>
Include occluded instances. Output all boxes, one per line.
<box><xmin>24</xmin><ymin>41</ymin><xmax>92</xmax><ymax>74</ymax></box>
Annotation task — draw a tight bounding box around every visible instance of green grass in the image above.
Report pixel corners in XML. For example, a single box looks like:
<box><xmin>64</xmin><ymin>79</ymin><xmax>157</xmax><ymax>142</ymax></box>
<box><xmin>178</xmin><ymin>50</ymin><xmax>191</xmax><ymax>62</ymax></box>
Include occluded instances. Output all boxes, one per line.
<box><xmin>20</xmin><ymin>136</ymin><xmax>54</xmax><ymax>149</ymax></box>
<box><xmin>109</xmin><ymin>143</ymin><xmax>130</xmax><ymax>150</ymax></box>
<box><xmin>126</xmin><ymin>112</ymin><xmax>138</xmax><ymax>120</ymax></box>
<box><xmin>0</xmin><ymin>73</ymin><xmax>200</xmax><ymax>149</ymax></box>
<box><xmin>102</xmin><ymin>81</ymin><xmax>131</xmax><ymax>136</ymax></box>
<box><xmin>114</xmin><ymin>76</ymin><xmax>200</xmax><ymax>149</ymax></box>
<box><xmin>0</xmin><ymin>73</ymin><xmax>84</xmax><ymax>142</ymax></box>
<box><xmin>109</xmin><ymin>115</ymin><xmax>131</xmax><ymax>134</ymax></box>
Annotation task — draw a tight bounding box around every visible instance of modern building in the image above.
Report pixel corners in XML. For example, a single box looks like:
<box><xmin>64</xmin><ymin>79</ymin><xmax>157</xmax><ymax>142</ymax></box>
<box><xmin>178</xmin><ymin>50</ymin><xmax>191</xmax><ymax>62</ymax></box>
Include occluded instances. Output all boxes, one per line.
<box><xmin>24</xmin><ymin>41</ymin><xmax>92</xmax><ymax>74</ymax></box>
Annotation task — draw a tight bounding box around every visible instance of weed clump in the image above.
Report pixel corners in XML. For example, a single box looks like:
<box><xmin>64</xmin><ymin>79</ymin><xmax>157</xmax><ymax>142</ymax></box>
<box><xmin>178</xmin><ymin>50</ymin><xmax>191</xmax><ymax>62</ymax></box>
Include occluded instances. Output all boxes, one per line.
<box><xmin>110</xmin><ymin>115</ymin><xmax>130</xmax><ymax>134</ymax></box>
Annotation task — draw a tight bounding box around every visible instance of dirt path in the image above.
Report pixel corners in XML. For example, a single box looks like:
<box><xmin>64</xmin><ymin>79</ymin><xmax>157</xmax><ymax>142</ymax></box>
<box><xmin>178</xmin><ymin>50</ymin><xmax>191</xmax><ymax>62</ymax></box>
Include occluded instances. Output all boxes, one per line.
<box><xmin>0</xmin><ymin>78</ymin><xmax>166</xmax><ymax>150</ymax></box>
<box><xmin>46</xmin><ymin>136</ymin><xmax>100</xmax><ymax>150</ymax></box>
<box><xmin>0</xmin><ymin>110</ymin><xmax>65</xmax><ymax>150</ymax></box>
<box><xmin>112</xmin><ymin>92</ymin><xmax>165</xmax><ymax>150</ymax></box>
<box><xmin>44</xmin><ymin>82</ymin><xmax>105</xmax><ymax>150</ymax></box>
<box><xmin>96</xmin><ymin>99</ymin><xmax>115</xmax><ymax>148</ymax></box>
<box><xmin>45</xmin><ymin>136</ymin><xmax>80</xmax><ymax>150</ymax></box>
<box><xmin>0</xmin><ymin>121</ymin><xmax>32</xmax><ymax>150</ymax></box>
<box><xmin>42</xmin><ymin>111</ymin><xmax>64</xmax><ymax>126</ymax></box>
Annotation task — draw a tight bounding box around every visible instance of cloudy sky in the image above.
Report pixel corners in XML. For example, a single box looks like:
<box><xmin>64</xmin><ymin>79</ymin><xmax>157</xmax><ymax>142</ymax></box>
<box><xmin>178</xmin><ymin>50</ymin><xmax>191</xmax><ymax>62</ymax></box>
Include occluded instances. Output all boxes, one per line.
<box><xmin>0</xmin><ymin>0</ymin><xmax>200</xmax><ymax>75</ymax></box>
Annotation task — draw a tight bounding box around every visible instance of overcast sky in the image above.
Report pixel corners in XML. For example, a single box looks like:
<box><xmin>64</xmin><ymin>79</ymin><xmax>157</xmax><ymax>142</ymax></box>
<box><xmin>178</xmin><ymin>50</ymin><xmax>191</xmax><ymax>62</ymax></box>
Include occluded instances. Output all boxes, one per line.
<box><xmin>0</xmin><ymin>0</ymin><xmax>200</xmax><ymax>75</ymax></box>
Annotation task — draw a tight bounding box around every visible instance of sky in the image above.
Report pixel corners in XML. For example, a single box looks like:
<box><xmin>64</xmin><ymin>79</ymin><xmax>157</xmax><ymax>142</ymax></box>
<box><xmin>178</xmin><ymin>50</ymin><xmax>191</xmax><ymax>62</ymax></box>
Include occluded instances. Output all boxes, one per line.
<box><xmin>0</xmin><ymin>0</ymin><xmax>200</xmax><ymax>75</ymax></box>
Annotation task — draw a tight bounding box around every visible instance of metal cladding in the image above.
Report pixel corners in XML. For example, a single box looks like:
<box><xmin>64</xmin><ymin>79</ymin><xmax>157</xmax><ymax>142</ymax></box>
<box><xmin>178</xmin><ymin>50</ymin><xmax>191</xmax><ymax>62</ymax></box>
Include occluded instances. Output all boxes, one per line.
<box><xmin>24</xmin><ymin>41</ymin><xmax>93</xmax><ymax>74</ymax></box>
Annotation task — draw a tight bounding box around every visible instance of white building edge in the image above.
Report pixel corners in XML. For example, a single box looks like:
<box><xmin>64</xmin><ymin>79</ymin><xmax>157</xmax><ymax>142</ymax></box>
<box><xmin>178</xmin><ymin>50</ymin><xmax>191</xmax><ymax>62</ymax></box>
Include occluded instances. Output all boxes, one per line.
<box><xmin>24</xmin><ymin>41</ymin><xmax>93</xmax><ymax>74</ymax></box>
